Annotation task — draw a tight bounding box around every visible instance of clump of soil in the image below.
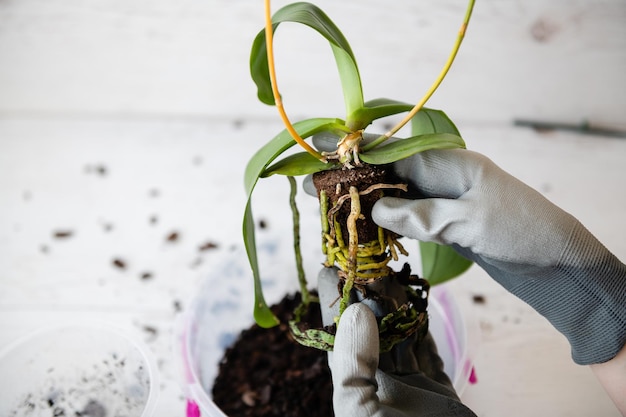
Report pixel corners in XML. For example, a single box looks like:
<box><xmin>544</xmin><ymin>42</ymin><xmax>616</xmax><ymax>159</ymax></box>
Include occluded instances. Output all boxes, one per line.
<box><xmin>312</xmin><ymin>164</ymin><xmax>402</xmax><ymax>242</ymax></box>
<box><xmin>212</xmin><ymin>293</ymin><xmax>334</xmax><ymax>417</ymax></box>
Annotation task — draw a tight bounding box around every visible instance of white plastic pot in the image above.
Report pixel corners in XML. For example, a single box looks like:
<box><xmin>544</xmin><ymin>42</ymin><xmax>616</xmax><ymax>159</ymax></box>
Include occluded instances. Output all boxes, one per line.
<box><xmin>176</xmin><ymin>242</ymin><xmax>477</xmax><ymax>417</ymax></box>
<box><xmin>0</xmin><ymin>322</ymin><xmax>159</xmax><ymax>417</ymax></box>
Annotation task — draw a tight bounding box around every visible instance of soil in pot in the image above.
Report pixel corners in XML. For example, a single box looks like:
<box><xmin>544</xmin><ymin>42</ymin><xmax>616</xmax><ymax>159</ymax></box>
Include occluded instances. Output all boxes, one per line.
<box><xmin>312</xmin><ymin>164</ymin><xmax>403</xmax><ymax>243</ymax></box>
<box><xmin>211</xmin><ymin>292</ymin><xmax>334</xmax><ymax>417</ymax></box>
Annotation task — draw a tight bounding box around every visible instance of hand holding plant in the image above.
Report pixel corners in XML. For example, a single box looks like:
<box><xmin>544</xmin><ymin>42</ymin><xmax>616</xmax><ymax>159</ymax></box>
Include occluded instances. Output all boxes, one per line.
<box><xmin>234</xmin><ymin>2</ymin><xmax>626</xmax><ymax>416</ymax></box>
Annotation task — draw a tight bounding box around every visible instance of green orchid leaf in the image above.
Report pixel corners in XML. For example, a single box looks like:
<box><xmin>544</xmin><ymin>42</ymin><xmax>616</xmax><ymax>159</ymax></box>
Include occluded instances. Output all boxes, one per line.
<box><xmin>263</xmin><ymin>152</ymin><xmax>338</xmax><ymax>177</ymax></box>
<box><xmin>250</xmin><ymin>2</ymin><xmax>364</xmax><ymax>118</ymax></box>
<box><xmin>332</xmin><ymin>43</ymin><xmax>364</xmax><ymax>127</ymax></box>
<box><xmin>359</xmin><ymin>133</ymin><xmax>465</xmax><ymax>165</ymax></box>
<box><xmin>244</xmin><ymin>118</ymin><xmax>343</xmax><ymax>194</ymax></box>
<box><xmin>420</xmin><ymin>241</ymin><xmax>473</xmax><ymax>285</ymax></box>
<box><xmin>411</xmin><ymin>108</ymin><xmax>472</xmax><ymax>285</ymax></box>
<box><xmin>349</xmin><ymin>98</ymin><xmax>413</xmax><ymax>128</ymax></box>
<box><xmin>364</xmin><ymin>98</ymin><xmax>414</xmax><ymax>109</ymax></box>
<box><xmin>411</xmin><ymin>108</ymin><xmax>460</xmax><ymax>136</ymax></box>
<box><xmin>244</xmin><ymin>201</ymin><xmax>279</xmax><ymax>327</ymax></box>
<box><xmin>244</xmin><ymin>117</ymin><xmax>341</xmax><ymax>328</ymax></box>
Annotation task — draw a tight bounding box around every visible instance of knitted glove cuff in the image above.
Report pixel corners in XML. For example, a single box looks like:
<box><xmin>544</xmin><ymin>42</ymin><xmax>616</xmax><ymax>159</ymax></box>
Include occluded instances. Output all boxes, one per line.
<box><xmin>511</xmin><ymin>222</ymin><xmax>626</xmax><ymax>365</ymax></box>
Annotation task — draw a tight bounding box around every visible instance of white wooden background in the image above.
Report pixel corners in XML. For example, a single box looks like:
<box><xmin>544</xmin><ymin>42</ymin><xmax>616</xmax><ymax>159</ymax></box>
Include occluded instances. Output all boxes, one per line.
<box><xmin>1</xmin><ymin>0</ymin><xmax>625</xmax><ymax>415</ymax></box>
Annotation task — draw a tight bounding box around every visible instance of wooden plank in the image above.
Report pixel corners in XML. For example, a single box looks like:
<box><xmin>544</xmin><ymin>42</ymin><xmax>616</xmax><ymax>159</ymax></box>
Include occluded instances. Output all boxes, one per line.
<box><xmin>0</xmin><ymin>0</ymin><xmax>624</xmax><ymax>125</ymax></box>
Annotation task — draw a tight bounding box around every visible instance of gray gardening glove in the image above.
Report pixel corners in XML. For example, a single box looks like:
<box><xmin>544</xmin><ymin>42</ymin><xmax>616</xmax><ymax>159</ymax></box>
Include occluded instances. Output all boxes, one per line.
<box><xmin>318</xmin><ymin>267</ymin><xmax>477</xmax><ymax>417</ymax></box>
<box><xmin>372</xmin><ymin>148</ymin><xmax>626</xmax><ymax>365</ymax></box>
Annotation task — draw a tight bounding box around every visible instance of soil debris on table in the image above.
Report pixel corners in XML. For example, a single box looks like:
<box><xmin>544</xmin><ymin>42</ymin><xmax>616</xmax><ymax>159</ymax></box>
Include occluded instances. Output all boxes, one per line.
<box><xmin>111</xmin><ymin>258</ymin><xmax>127</xmax><ymax>270</ymax></box>
<box><xmin>212</xmin><ymin>292</ymin><xmax>334</xmax><ymax>417</ymax></box>
<box><xmin>84</xmin><ymin>164</ymin><xmax>108</xmax><ymax>177</ymax></box>
<box><xmin>111</xmin><ymin>258</ymin><xmax>128</xmax><ymax>270</ymax></box>
<box><xmin>141</xmin><ymin>324</ymin><xmax>159</xmax><ymax>342</ymax></box>
<box><xmin>472</xmin><ymin>294</ymin><xmax>486</xmax><ymax>305</ymax></box>
<box><xmin>198</xmin><ymin>241</ymin><xmax>219</xmax><ymax>251</ymax></box>
<box><xmin>165</xmin><ymin>231</ymin><xmax>180</xmax><ymax>243</ymax></box>
<box><xmin>52</xmin><ymin>230</ymin><xmax>74</xmax><ymax>239</ymax></box>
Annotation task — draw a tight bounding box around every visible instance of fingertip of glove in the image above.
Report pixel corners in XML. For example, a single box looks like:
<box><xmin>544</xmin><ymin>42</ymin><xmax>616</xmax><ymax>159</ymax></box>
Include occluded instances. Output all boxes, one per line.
<box><xmin>335</xmin><ymin>303</ymin><xmax>380</xmax><ymax>378</ymax></box>
<box><xmin>337</xmin><ymin>304</ymin><xmax>379</xmax><ymax>350</ymax></box>
<box><xmin>372</xmin><ymin>197</ymin><xmax>409</xmax><ymax>228</ymax></box>
<box><xmin>341</xmin><ymin>303</ymin><xmax>376</xmax><ymax>327</ymax></box>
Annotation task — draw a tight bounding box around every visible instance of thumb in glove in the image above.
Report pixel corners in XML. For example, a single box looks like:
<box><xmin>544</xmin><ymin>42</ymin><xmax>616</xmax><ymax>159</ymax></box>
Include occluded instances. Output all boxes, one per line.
<box><xmin>330</xmin><ymin>303</ymin><xmax>477</xmax><ymax>417</ymax></box>
<box><xmin>319</xmin><ymin>268</ymin><xmax>474</xmax><ymax>416</ymax></box>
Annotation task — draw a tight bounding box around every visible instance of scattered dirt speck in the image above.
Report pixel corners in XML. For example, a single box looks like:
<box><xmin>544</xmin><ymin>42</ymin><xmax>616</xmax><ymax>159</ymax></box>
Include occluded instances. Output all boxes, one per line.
<box><xmin>53</xmin><ymin>230</ymin><xmax>74</xmax><ymax>239</ymax></box>
<box><xmin>166</xmin><ymin>231</ymin><xmax>179</xmax><ymax>242</ymax></box>
<box><xmin>472</xmin><ymin>294</ymin><xmax>486</xmax><ymax>305</ymax></box>
<box><xmin>112</xmin><ymin>258</ymin><xmax>127</xmax><ymax>270</ymax></box>
<box><xmin>140</xmin><ymin>272</ymin><xmax>153</xmax><ymax>281</ymax></box>
<box><xmin>148</xmin><ymin>188</ymin><xmax>160</xmax><ymax>198</ymax></box>
<box><xmin>198</xmin><ymin>241</ymin><xmax>219</xmax><ymax>251</ymax></box>
<box><xmin>258</xmin><ymin>219</ymin><xmax>268</xmax><ymax>230</ymax></box>
<box><xmin>149</xmin><ymin>215</ymin><xmax>158</xmax><ymax>226</ymax></box>
<box><xmin>84</xmin><ymin>164</ymin><xmax>108</xmax><ymax>176</ymax></box>
<box><xmin>141</xmin><ymin>325</ymin><xmax>158</xmax><ymax>342</ymax></box>
<box><xmin>530</xmin><ymin>18</ymin><xmax>560</xmax><ymax>43</ymax></box>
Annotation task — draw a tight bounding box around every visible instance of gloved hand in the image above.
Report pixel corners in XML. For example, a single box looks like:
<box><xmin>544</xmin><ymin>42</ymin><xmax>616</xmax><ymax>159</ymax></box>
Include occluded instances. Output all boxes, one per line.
<box><xmin>318</xmin><ymin>267</ymin><xmax>477</xmax><ymax>417</ymax></box>
<box><xmin>371</xmin><ymin>148</ymin><xmax>626</xmax><ymax>365</ymax></box>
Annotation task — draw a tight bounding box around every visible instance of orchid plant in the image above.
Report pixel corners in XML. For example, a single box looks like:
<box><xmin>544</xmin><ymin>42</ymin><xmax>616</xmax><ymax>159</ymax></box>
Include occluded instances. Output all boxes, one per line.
<box><xmin>243</xmin><ymin>0</ymin><xmax>475</xmax><ymax>347</ymax></box>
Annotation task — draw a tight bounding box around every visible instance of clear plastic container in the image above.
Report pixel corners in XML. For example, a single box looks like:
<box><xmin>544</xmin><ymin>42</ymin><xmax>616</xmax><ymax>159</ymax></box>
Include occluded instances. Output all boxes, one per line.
<box><xmin>176</xmin><ymin>242</ymin><xmax>477</xmax><ymax>417</ymax></box>
<box><xmin>0</xmin><ymin>322</ymin><xmax>159</xmax><ymax>417</ymax></box>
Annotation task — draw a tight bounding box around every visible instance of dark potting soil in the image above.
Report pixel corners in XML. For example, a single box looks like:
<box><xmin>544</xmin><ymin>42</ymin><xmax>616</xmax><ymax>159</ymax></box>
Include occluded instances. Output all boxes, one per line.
<box><xmin>212</xmin><ymin>292</ymin><xmax>334</xmax><ymax>417</ymax></box>
<box><xmin>312</xmin><ymin>164</ymin><xmax>405</xmax><ymax>243</ymax></box>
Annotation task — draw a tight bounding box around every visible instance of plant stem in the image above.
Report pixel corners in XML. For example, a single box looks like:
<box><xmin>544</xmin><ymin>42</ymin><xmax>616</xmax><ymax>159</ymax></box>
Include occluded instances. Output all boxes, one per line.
<box><xmin>288</xmin><ymin>176</ymin><xmax>309</xmax><ymax>305</ymax></box>
<box><xmin>264</xmin><ymin>0</ymin><xmax>326</xmax><ymax>161</ymax></box>
<box><xmin>362</xmin><ymin>0</ymin><xmax>476</xmax><ymax>152</ymax></box>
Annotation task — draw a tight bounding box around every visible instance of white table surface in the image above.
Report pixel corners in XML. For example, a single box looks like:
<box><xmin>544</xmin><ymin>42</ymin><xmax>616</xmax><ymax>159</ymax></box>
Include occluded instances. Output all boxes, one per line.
<box><xmin>1</xmin><ymin>119</ymin><xmax>624</xmax><ymax>416</ymax></box>
<box><xmin>1</xmin><ymin>1</ymin><xmax>625</xmax><ymax>415</ymax></box>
